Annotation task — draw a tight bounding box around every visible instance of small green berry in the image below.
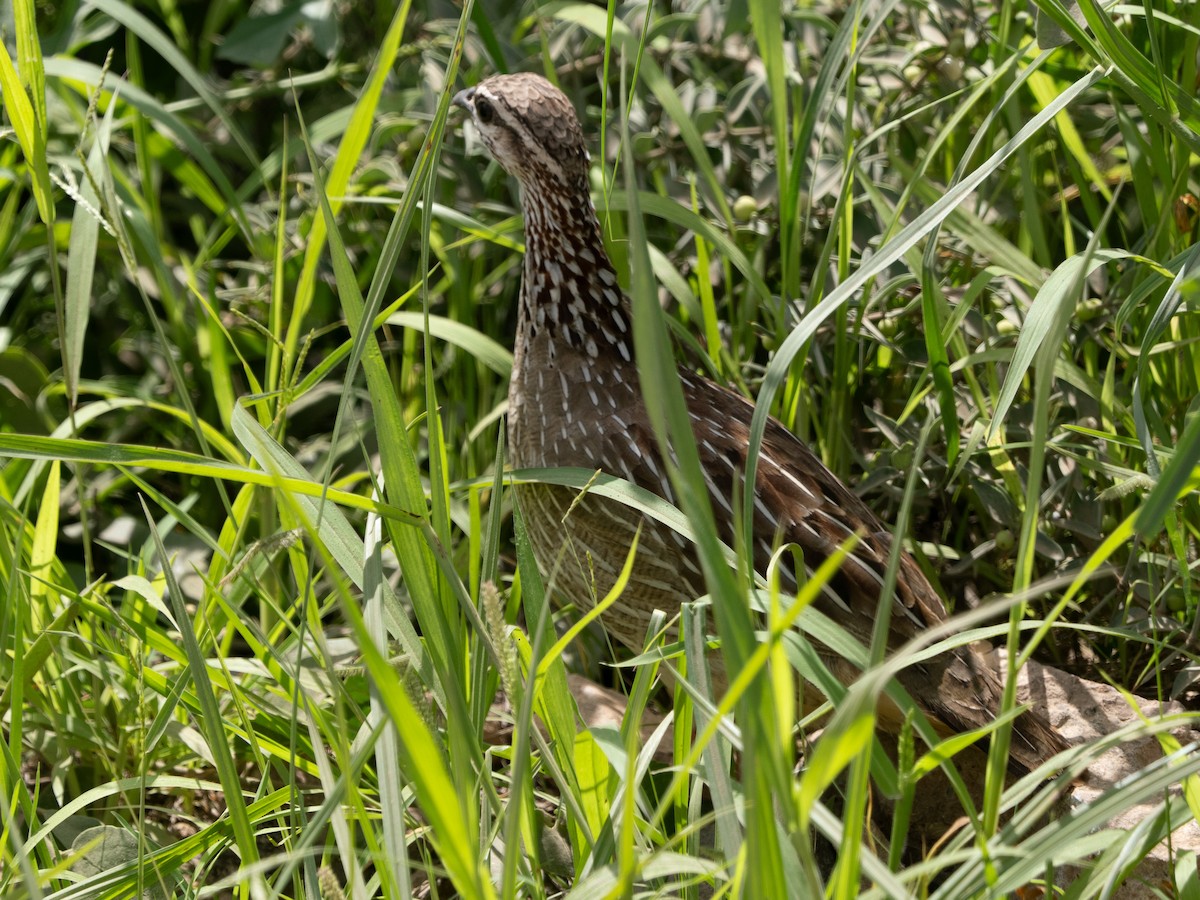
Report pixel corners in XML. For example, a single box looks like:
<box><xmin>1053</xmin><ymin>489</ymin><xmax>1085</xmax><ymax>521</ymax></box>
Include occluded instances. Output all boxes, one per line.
<box><xmin>733</xmin><ymin>195</ymin><xmax>757</xmax><ymax>222</ymax></box>
<box><xmin>1165</xmin><ymin>591</ymin><xmax>1188</xmax><ymax>614</ymax></box>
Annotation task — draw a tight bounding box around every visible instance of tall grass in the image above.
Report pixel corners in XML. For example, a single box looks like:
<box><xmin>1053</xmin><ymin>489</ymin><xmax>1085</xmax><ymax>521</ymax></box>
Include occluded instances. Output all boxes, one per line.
<box><xmin>1</xmin><ymin>0</ymin><xmax>1198</xmax><ymax>896</ymax></box>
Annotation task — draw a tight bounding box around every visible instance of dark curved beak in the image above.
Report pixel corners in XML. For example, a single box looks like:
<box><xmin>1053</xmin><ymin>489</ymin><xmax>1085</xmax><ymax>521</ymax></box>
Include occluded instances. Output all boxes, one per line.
<box><xmin>452</xmin><ymin>87</ymin><xmax>475</xmax><ymax>112</ymax></box>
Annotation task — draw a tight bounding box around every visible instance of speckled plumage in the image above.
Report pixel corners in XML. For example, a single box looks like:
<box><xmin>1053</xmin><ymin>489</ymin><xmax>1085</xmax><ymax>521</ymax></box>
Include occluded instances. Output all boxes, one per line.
<box><xmin>455</xmin><ymin>73</ymin><xmax>1070</xmax><ymax>775</ymax></box>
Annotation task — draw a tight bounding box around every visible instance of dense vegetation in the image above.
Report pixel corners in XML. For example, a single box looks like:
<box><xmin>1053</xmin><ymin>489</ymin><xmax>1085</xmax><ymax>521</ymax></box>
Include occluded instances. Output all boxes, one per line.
<box><xmin>1</xmin><ymin>0</ymin><xmax>1198</xmax><ymax>896</ymax></box>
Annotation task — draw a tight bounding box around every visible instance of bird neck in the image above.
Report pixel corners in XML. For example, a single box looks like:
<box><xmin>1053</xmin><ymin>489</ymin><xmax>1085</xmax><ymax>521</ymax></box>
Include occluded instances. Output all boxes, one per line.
<box><xmin>516</xmin><ymin>177</ymin><xmax>633</xmax><ymax>364</ymax></box>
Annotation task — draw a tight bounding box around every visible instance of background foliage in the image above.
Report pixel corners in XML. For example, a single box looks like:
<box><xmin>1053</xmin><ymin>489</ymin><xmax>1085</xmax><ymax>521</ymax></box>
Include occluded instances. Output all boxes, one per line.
<box><xmin>1</xmin><ymin>0</ymin><xmax>1199</xmax><ymax>896</ymax></box>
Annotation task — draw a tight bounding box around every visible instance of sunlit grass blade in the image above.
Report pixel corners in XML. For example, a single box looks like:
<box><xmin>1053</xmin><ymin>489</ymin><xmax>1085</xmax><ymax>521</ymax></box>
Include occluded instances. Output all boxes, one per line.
<box><xmin>285</xmin><ymin>0</ymin><xmax>414</xmax><ymax>373</ymax></box>
<box><xmin>990</xmin><ymin>249</ymin><xmax>1134</xmax><ymax>439</ymax></box>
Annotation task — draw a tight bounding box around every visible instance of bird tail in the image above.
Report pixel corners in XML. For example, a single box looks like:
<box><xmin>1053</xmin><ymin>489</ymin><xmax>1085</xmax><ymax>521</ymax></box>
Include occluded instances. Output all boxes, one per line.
<box><xmin>909</xmin><ymin>652</ymin><xmax>1075</xmax><ymax>780</ymax></box>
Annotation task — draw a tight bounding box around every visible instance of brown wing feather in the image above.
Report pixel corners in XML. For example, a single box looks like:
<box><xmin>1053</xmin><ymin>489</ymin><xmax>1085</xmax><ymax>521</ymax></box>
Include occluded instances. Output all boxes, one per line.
<box><xmin>677</xmin><ymin>374</ymin><xmax>1070</xmax><ymax>775</ymax></box>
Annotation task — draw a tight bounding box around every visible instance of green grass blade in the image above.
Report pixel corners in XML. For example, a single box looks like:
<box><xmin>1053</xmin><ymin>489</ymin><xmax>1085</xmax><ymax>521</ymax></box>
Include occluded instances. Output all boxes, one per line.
<box><xmin>139</xmin><ymin>497</ymin><xmax>265</xmax><ymax>898</ymax></box>
<box><xmin>284</xmin><ymin>0</ymin><xmax>413</xmax><ymax>374</ymax></box>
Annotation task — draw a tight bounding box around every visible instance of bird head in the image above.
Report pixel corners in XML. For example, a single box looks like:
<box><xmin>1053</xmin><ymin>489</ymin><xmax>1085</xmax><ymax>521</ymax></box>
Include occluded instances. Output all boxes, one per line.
<box><xmin>454</xmin><ymin>73</ymin><xmax>591</xmax><ymax>193</ymax></box>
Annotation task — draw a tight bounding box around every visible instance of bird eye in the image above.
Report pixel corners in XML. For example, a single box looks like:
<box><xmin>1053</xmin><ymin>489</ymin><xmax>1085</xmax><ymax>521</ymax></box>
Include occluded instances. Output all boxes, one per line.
<box><xmin>476</xmin><ymin>98</ymin><xmax>495</xmax><ymax>124</ymax></box>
